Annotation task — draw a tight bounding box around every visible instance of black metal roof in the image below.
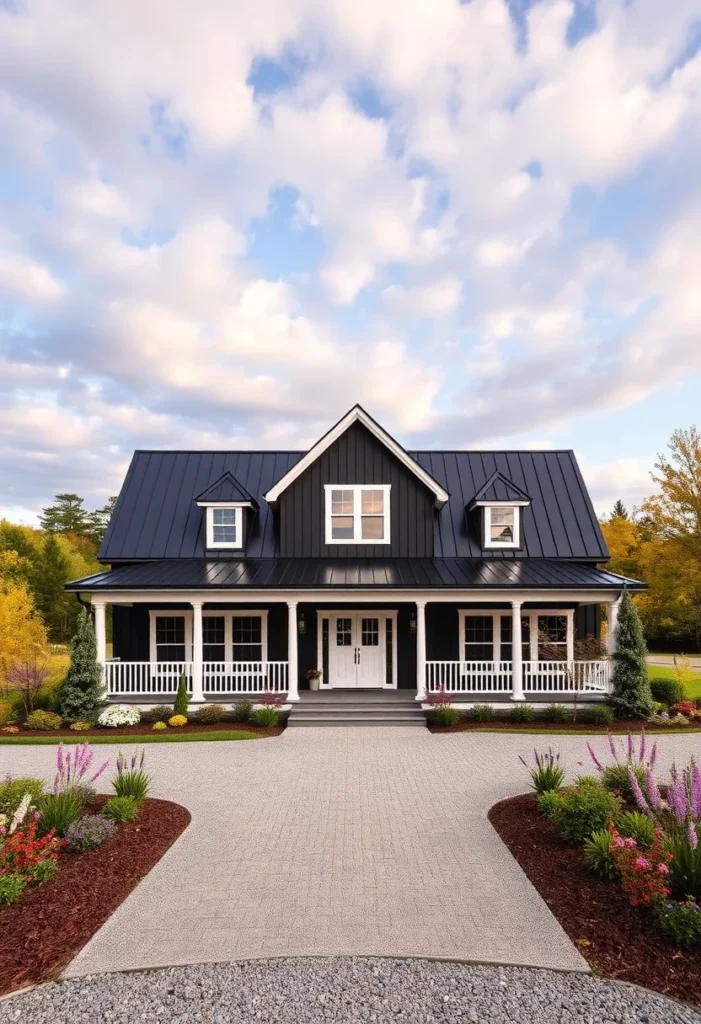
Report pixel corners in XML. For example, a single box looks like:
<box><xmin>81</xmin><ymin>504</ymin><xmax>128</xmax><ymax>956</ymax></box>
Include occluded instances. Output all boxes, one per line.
<box><xmin>194</xmin><ymin>472</ymin><xmax>259</xmax><ymax>507</ymax></box>
<box><xmin>470</xmin><ymin>471</ymin><xmax>531</xmax><ymax>505</ymax></box>
<box><xmin>99</xmin><ymin>449</ymin><xmax>609</xmax><ymax>562</ymax></box>
<box><xmin>67</xmin><ymin>558</ymin><xmax>642</xmax><ymax>592</ymax></box>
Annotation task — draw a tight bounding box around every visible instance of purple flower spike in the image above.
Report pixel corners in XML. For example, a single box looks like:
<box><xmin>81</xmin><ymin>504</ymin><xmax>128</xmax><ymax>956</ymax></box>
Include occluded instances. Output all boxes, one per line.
<box><xmin>639</xmin><ymin>729</ymin><xmax>646</xmax><ymax>764</ymax></box>
<box><xmin>692</xmin><ymin>764</ymin><xmax>701</xmax><ymax>819</ymax></box>
<box><xmin>645</xmin><ymin>769</ymin><xmax>662</xmax><ymax>811</ymax></box>
<box><xmin>608</xmin><ymin>732</ymin><xmax>618</xmax><ymax>761</ymax></box>
<box><xmin>689</xmin><ymin>822</ymin><xmax>698</xmax><ymax>851</ymax></box>
<box><xmin>629</xmin><ymin>768</ymin><xmax>650</xmax><ymax>812</ymax></box>
<box><xmin>627</xmin><ymin>732</ymin><xmax>634</xmax><ymax>762</ymax></box>
<box><xmin>669</xmin><ymin>780</ymin><xmax>688</xmax><ymax>824</ymax></box>
<box><xmin>587</xmin><ymin>742</ymin><xmax>604</xmax><ymax>773</ymax></box>
<box><xmin>649</xmin><ymin>742</ymin><xmax>658</xmax><ymax>770</ymax></box>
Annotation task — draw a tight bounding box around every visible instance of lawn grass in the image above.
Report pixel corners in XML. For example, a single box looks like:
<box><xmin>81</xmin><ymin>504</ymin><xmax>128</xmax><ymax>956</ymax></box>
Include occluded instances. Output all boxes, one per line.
<box><xmin>0</xmin><ymin>729</ymin><xmax>264</xmax><ymax>745</ymax></box>
<box><xmin>648</xmin><ymin>663</ymin><xmax>701</xmax><ymax>701</ymax></box>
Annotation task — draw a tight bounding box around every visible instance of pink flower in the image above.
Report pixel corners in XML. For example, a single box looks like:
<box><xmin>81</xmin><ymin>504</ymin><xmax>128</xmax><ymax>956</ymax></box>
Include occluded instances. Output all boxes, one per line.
<box><xmin>612</xmin><ymin>836</ymin><xmax>625</xmax><ymax>848</ymax></box>
<box><xmin>634</xmin><ymin>856</ymin><xmax>650</xmax><ymax>870</ymax></box>
<box><xmin>657</xmin><ymin>863</ymin><xmax>670</xmax><ymax>875</ymax></box>
<box><xmin>623</xmin><ymin>837</ymin><xmax>637</xmax><ymax>849</ymax></box>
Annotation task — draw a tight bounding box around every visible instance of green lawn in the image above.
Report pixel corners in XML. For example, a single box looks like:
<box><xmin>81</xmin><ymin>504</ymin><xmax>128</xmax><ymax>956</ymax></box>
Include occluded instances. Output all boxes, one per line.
<box><xmin>648</xmin><ymin>664</ymin><xmax>701</xmax><ymax>701</ymax></box>
<box><xmin>0</xmin><ymin>729</ymin><xmax>265</xmax><ymax>745</ymax></box>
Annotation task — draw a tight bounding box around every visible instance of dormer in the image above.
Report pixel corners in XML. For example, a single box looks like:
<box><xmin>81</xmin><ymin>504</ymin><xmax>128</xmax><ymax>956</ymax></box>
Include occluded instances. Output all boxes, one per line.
<box><xmin>468</xmin><ymin>472</ymin><xmax>531</xmax><ymax>551</ymax></box>
<box><xmin>195</xmin><ymin>472</ymin><xmax>259</xmax><ymax>552</ymax></box>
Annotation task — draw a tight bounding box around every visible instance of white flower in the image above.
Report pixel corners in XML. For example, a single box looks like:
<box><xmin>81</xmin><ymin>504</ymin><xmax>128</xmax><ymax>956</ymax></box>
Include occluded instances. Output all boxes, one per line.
<box><xmin>97</xmin><ymin>704</ymin><xmax>141</xmax><ymax>727</ymax></box>
<box><xmin>9</xmin><ymin>793</ymin><xmax>32</xmax><ymax>834</ymax></box>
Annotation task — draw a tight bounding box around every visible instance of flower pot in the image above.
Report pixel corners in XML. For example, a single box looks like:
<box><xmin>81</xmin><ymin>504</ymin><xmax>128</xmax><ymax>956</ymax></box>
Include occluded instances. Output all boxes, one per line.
<box><xmin>309</xmin><ymin>677</ymin><xmax>320</xmax><ymax>691</ymax></box>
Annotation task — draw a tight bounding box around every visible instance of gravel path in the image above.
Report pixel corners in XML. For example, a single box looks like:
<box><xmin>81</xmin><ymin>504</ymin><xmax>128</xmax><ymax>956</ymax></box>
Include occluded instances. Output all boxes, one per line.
<box><xmin>1</xmin><ymin>958</ymin><xmax>699</xmax><ymax>1024</ymax></box>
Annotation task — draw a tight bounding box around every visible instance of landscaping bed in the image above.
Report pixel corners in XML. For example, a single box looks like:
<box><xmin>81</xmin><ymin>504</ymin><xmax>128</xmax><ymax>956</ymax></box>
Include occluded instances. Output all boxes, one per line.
<box><xmin>490</xmin><ymin>793</ymin><xmax>701</xmax><ymax>1008</ymax></box>
<box><xmin>1</xmin><ymin>722</ymin><xmax>283</xmax><ymax>742</ymax></box>
<box><xmin>0</xmin><ymin>796</ymin><xmax>190</xmax><ymax>995</ymax></box>
<box><xmin>427</xmin><ymin>718</ymin><xmax>701</xmax><ymax>734</ymax></box>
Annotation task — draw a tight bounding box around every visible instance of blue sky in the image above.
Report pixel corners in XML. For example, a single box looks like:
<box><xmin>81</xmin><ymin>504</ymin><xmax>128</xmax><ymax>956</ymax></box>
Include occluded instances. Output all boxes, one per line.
<box><xmin>1</xmin><ymin>0</ymin><xmax>700</xmax><ymax>522</ymax></box>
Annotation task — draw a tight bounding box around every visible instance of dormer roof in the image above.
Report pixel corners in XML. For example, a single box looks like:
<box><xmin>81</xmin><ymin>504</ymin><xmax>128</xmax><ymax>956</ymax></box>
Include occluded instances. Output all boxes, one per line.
<box><xmin>468</xmin><ymin>471</ymin><xmax>531</xmax><ymax>508</ymax></box>
<box><xmin>195</xmin><ymin>472</ymin><xmax>259</xmax><ymax>508</ymax></box>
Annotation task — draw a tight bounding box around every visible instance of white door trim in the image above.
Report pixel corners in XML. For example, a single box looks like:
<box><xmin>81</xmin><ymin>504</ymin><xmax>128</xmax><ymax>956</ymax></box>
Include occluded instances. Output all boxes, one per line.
<box><xmin>317</xmin><ymin>609</ymin><xmax>398</xmax><ymax>689</ymax></box>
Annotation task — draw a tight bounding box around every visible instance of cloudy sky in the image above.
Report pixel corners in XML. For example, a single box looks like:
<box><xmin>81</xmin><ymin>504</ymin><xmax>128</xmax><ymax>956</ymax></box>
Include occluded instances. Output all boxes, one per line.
<box><xmin>1</xmin><ymin>0</ymin><xmax>700</xmax><ymax>524</ymax></box>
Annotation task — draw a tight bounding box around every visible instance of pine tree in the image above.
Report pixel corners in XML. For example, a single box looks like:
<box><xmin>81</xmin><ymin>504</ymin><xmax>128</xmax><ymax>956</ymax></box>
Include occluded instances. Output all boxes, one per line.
<box><xmin>85</xmin><ymin>497</ymin><xmax>118</xmax><ymax>545</ymax></box>
<box><xmin>610</xmin><ymin>591</ymin><xmax>654</xmax><ymax>719</ymax></box>
<box><xmin>611</xmin><ymin>500</ymin><xmax>628</xmax><ymax>520</ymax></box>
<box><xmin>39</xmin><ymin>494</ymin><xmax>89</xmax><ymax>535</ymax></box>
<box><xmin>174</xmin><ymin>674</ymin><xmax>190</xmax><ymax>716</ymax></box>
<box><xmin>32</xmin><ymin>534</ymin><xmax>76</xmax><ymax>642</ymax></box>
<box><xmin>56</xmin><ymin>606</ymin><xmax>104</xmax><ymax>722</ymax></box>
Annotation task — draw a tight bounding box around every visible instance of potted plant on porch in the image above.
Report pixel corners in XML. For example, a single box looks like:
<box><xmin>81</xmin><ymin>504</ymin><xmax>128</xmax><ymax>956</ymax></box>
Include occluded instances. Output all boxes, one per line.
<box><xmin>306</xmin><ymin>668</ymin><xmax>322</xmax><ymax>691</ymax></box>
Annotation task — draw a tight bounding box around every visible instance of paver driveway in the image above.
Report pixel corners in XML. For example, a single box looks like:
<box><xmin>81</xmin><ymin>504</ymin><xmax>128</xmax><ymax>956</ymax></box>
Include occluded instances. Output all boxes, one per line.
<box><xmin>1</xmin><ymin>728</ymin><xmax>698</xmax><ymax>977</ymax></box>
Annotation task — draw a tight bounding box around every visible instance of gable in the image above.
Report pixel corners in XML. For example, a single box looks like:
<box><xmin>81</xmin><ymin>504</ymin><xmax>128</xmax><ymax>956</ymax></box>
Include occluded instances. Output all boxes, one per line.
<box><xmin>194</xmin><ymin>471</ymin><xmax>259</xmax><ymax>507</ymax></box>
<box><xmin>469</xmin><ymin>471</ymin><xmax>531</xmax><ymax>506</ymax></box>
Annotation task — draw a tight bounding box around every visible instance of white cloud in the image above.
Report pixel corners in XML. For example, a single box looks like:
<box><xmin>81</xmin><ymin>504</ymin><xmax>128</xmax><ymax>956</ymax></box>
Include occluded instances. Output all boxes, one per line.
<box><xmin>0</xmin><ymin>250</ymin><xmax>63</xmax><ymax>302</ymax></box>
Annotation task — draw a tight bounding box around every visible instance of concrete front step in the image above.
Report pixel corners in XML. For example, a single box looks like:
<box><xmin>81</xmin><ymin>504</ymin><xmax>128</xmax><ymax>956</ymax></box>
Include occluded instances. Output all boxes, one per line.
<box><xmin>288</xmin><ymin>714</ymin><xmax>426</xmax><ymax>727</ymax></box>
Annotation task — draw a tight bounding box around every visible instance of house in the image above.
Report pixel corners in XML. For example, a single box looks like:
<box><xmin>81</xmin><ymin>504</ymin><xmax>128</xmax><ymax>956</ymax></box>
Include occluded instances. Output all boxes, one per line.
<box><xmin>66</xmin><ymin>405</ymin><xmax>643</xmax><ymax>721</ymax></box>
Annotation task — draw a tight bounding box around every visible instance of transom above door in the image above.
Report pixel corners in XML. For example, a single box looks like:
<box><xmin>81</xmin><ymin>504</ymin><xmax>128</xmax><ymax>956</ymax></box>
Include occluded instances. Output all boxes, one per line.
<box><xmin>319</xmin><ymin>611</ymin><xmax>397</xmax><ymax>688</ymax></box>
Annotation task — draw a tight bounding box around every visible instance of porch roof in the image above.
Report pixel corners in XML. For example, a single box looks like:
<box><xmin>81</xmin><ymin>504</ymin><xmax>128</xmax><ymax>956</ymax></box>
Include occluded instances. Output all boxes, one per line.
<box><xmin>66</xmin><ymin>558</ymin><xmax>645</xmax><ymax>592</ymax></box>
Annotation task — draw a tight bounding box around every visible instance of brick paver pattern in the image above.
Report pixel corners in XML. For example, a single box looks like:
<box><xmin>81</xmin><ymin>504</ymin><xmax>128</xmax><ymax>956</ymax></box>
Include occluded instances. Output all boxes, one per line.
<box><xmin>2</xmin><ymin>729</ymin><xmax>699</xmax><ymax>977</ymax></box>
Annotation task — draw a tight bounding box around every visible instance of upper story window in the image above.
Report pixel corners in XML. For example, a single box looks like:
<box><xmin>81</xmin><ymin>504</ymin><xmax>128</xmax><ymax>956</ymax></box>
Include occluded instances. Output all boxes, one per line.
<box><xmin>205</xmin><ymin>505</ymin><xmax>243</xmax><ymax>549</ymax></box>
<box><xmin>324</xmin><ymin>485</ymin><xmax>391</xmax><ymax>545</ymax></box>
<box><xmin>483</xmin><ymin>505</ymin><xmax>521</xmax><ymax>549</ymax></box>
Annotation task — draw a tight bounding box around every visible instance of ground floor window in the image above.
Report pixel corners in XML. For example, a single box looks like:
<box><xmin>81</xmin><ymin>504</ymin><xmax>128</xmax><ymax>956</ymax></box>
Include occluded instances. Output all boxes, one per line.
<box><xmin>155</xmin><ymin>616</ymin><xmax>187</xmax><ymax>662</ymax></box>
<box><xmin>460</xmin><ymin>610</ymin><xmax>572</xmax><ymax>662</ymax></box>
<box><xmin>150</xmin><ymin>611</ymin><xmax>267</xmax><ymax>662</ymax></box>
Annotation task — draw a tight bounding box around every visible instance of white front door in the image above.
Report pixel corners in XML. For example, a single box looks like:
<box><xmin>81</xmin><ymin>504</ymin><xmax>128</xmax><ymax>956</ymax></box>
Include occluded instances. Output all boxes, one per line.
<box><xmin>328</xmin><ymin>612</ymin><xmax>394</xmax><ymax>688</ymax></box>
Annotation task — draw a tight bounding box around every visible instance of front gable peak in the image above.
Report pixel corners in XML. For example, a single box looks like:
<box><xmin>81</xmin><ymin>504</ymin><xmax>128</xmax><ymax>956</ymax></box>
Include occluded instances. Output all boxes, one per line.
<box><xmin>195</xmin><ymin>472</ymin><xmax>259</xmax><ymax>508</ymax></box>
<box><xmin>265</xmin><ymin>404</ymin><xmax>449</xmax><ymax>507</ymax></box>
<box><xmin>468</xmin><ymin>471</ymin><xmax>531</xmax><ymax>509</ymax></box>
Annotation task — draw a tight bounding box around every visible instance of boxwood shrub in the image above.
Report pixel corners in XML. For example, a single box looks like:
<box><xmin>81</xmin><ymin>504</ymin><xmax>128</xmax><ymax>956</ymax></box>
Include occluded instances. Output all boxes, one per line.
<box><xmin>650</xmin><ymin>677</ymin><xmax>685</xmax><ymax>708</ymax></box>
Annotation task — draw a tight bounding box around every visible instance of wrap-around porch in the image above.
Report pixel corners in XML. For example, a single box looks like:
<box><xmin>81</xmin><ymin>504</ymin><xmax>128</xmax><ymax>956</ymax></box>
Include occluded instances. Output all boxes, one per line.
<box><xmin>94</xmin><ymin>590</ymin><xmax>622</xmax><ymax>703</ymax></box>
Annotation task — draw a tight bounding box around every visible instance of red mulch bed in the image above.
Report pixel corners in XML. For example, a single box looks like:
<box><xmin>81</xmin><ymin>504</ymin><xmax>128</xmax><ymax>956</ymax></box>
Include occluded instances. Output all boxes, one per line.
<box><xmin>0</xmin><ymin>797</ymin><xmax>190</xmax><ymax>995</ymax></box>
<box><xmin>429</xmin><ymin>719</ymin><xmax>701</xmax><ymax>733</ymax></box>
<box><xmin>489</xmin><ymin>793</ymin><xmax>701</xmax><ymax>1008</ymax></box>
<box><xmin>9</xmin><ymin>722</ymin><xmax>283</xmax><ymax>738</ymax></box>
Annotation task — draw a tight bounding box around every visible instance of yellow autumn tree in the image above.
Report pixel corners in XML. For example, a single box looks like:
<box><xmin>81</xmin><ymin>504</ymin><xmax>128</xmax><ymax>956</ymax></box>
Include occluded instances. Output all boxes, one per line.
<box><xmin>0</xmin><ymin>582</ymin><xmax>49</xmax><ymax>684</ymax></box>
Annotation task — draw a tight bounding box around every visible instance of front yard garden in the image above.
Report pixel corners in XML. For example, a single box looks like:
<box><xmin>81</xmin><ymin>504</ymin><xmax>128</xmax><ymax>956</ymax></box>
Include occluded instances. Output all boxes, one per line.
<box><xmin>490</xmin><ymin>731</ymin><xmax>701</xmax><ymax>1008</ymax></box>
<box><xmin>0</xmin><ymin>743</ymin><xmax>189</xmax><ymax>994</ymax></box>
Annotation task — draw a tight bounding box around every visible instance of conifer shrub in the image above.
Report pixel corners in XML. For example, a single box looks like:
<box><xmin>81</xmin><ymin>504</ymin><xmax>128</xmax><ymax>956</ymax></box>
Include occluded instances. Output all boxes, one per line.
<box><xmin>173</xmin><ymin>675</ymin><xmax>189</xmax><ymax>717</ymax></box>
<box><xmin>610</xmin><ymin>592</ymin><xmax>653</xmax><ymax>719</ymax></box>
<box><xmin>56</xmin><ymin>607</ymin><xmax>104</xmax><ymax>723</ymax></box>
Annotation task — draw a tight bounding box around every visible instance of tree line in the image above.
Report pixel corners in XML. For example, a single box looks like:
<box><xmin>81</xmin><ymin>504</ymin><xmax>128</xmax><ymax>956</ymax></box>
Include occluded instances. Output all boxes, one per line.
<box><xmin>601</xmin><ymin>426</ymin><xmax>701</xmax><ymax>652</ymax></box>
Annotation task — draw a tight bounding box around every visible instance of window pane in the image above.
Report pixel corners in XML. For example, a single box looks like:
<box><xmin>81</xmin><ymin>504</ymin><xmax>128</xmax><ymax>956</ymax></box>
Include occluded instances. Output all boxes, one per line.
<box><xmin>331</xmin><ymin>516</ymin><xmax>354</xmax><ymax>539</ymax></box>
<box><xmin>233</xmin><ymin>616</ymin><xmax>262</xmax><ymax>645</ymax></box>
<box><xmin>361</xmin><ymin>516</ymin><xmax>384</xmax><ymax>540</ymax></box>
<box><xmin>491</xmin><ymin>508</ymin><xmax>514</xmax><ymax>526</ymax></box>
<box><xmin>203</xmin><ymin>617</ymin><xmax>225</xmax><ymax>644</ymax></box>
<box><xmin>361</xmin><ymin>489</ymin><xmax>384</xmax><ymax>514</ymax></box>
<box><xmin>331</xmin><ymin>489</ymin><xmax>354</xmax><ymax>515</ymax></box>
<box><xmin>336</xmin><ymin>618</ymin><xmax>352</xmax><ymax>646</ymax></box>
<box><xmin>538</xmin><ymin>616</ymin><xmax>567</xmax><ymax>643</ymax></box>
<box><xmin>213</xmin><ymin>508</ymin><xmax>236</xmax><ymax>525</ymax></box>
<box><xmin>233</xmin><ymin>644</ymin><xmax>262</xmax><ymax>663</ymax></box>
<box><xmin>361</xmin><ymin>618</ymin><xmax>379</xmax><ymax>646</ymax></box>
<box><xmin>155</xmin><ymin>616</ymin><xmax>185</xmax><ymax>663</ymax></box>
<box><xmin>464</xmin><ymin>616</ymin><xmax>493</xmax><ymax>661</ymax></box>
<box><xmin>213</xmin><ymin>525</ymin><xmax>236</xmax><ymax>543</ymax></box>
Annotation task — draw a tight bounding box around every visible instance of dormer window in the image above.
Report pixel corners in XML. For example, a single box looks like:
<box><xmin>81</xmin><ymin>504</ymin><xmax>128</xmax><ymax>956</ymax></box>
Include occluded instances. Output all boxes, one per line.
<box><xmin>324</xmin><ymin>485</ymin><xmax>391</xmax><ymax>545</ymax></box>
<box><xmin>483</xmin><ymin>505</ymin><xmax>521</xmax><ymax>549</ymax></box>
<box><xmin>206</xmin><ymin>506</ymin><xmax>242</xmax><ymax>549</ymax></box>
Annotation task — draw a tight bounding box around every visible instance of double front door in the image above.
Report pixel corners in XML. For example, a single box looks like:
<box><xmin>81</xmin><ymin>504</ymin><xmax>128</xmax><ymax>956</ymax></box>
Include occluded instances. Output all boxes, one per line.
<box><xmin>328</xmin><ymin>611</ymin><xmax>395</xmax><ymax>689</ymax></box>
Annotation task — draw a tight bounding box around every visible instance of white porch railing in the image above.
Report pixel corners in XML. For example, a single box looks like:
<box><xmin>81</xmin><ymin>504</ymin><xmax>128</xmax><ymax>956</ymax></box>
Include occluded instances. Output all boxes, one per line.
<box><xmin>425</xmin><ymin>659</ymin><xmax>612</xmax><ymax>695</ymax></box>
<box><xmin>104</xmin><ymin>661</ymin><xmax>289</xmax><ymax>698</ymax></box>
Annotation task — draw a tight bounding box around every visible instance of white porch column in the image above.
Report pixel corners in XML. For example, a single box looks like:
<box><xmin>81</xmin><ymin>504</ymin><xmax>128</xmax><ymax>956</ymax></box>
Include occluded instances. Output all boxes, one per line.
<box><xmin>415</xmin><ymin>599</ymin><xmax>427</xmax><ymax>701</ymax></box>
<box><xmin>566</xmin><ymin>609</ymin><xmax>575</xmax><ymax>663</ymax></box>
<box><xmin>607</xmin><ymin>595</ymin><xmax>622</xmax><ymax>655</ymax></box>
<box><xmin>510</xmin><ymin>600</ymin><xmax>525</xmax><ymax>701</ymax></box>
<box><xmin>287</xmin><ymin>600</ymin><xmax>300</xmax><ymax>701</ymax></box>
<box><xmin>191</xmin><ymin>600</ymin><xmax>204</xmax><ymax>703</ymax></box>
<box><xmin>93</xmin><ymin>599</ymin><xmax>106</xmax><ymax>686</ymax></box>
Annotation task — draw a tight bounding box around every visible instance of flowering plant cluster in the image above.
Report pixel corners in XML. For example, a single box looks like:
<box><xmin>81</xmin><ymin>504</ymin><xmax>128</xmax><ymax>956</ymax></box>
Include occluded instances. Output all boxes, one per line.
<box><xmin>655</xmin><ymin>899</ymin><xmax>701</xmax><ymax>945</ymax></box>
<box><xmin>608</xmin><ymin>825</ymin><xmax>672</xmax><ymax>905</ymax></box>
<box><xmin>519</xmin><ymin>747</ymin><xmax>565</xmax><ymax>795</ymax></box>
<box><xmin>55</xmin><ymin>742</ymin><xmax>108</xmax><ymax>795</ymax></box>
<box><xmin>424</xmin><ymin>684</ymin><xmax>456</xmax><ymax>708</ymax></box>
<box><xmin>0</xmin><ymin>793</ymin><xmax>62</xmax><ymax>904</ymax></box>
<box><xmin>97</xmin><ymin>705</ymin><xmax>141</xmax><ymax>728</ymax></box>
<box><xmin>259</xmin><ymin>686</ymin><xmax>286</xmax><ymax>707</ymax></box>
<box><xmin>64</xmin><ymin>814</ymin><xmax>116</xmax><ymax>853</ymax></box>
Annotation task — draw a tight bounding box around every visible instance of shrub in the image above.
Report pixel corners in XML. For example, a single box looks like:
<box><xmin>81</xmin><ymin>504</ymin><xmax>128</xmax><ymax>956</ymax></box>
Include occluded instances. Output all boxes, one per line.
<box><xmin>581</xmin><ymin>704</ymin><xmax>615</xmax><ymax>726</ymax></box>
<box><xmin>0</xmin><ymin>777</ymin><xmax>45</xmax><ymax>817</ymax></box>
<box><xmin>250</xmin><ymin>707</ymin><xmax>279</xmax><ymax>728</ymax></box>
<box><xmin>511</xmin><ymin>703</ymin><xmax>535</xmax><ymax>723</ymax></box>
<box><xmin>666</xmin><ymin>832</ymin><xmax>701</xmax><ymax>903</ymax></box>
<box><xmin>550</xmin><ymin>780</ymin><xmax>621</xmax><ymax>846</ymax></box>
<box><xmin>97</xmin><ymin>705</ymin><xmax>140</xmax><ymax>728</ymax></box>
<box><xmin>655</xmin><ymin>900</ymin><xmax>701</xmax><ymax>945</ymax></box>
<box><xmin>113</xmin><ymin>750</ymin><xmax>150</xmax><ymax>803</ymax></box>
<box><xmin>142</xmin><ymin>705</ymin><xmax>175</xmax><ymax>724</ymax></box>
<box><xmin>196</xmin><ymin>703</ymin><xmax>227</xmax><ymax>724</ymax></box>
<box><xmin>609</xmin><ymin>827</ymin><xmax>672</xmax><ymax>905</ymax></box>
<box><xmin>672</xmin><ymin>701</ymin><xmax>696</xmax><ymax>716</ymax></box>
<box><xmin>583</xmin><ymin>829</ymin><xmax>618</xmax><ymax>880</ymax></box>
<box><xmin>0</xmin><ymin>873</ymin><xmax>26</xmax><ymax>905</ymax></box>
<box><xmin>27</xmin><ymin>859</ymin><xmax>58</xmax><ymax>884</ymax></box>
<box><xmin>434</xmin><ymin>705</ymin><xmax>460</xmax><ymax>728</ymax></box>
<box><xmin>601</xmin><ymin>763</ymin><xmax>646</xmax><ymax>805</ymax></box>
<box><xmin>424</xmin><ymin>685</ymin><xmax>456</xmax><ymax>708</ymax></box>
<box><xmin>618</xmin><ymin>810</ymin><xmax>656</xmax><ymax>848</ymax></box>
<box><xmin>65</xmin><ymin>814</ymin><xmax>116</xmax><ymax>852</ymax></box>
<box><xmin>259</xmin><ymin>687</ymin><xmax>286</xmax><ymax>707</ymax></box>
<box><xmin>56</xmin><ymin>606</ymin><xmax>104</xmax><ymax>722</ymax></box>
<box><xmin>173</xmin><ymin>674</ymin><xmax>189</xmax><ymax>716</ymax></box>
<box><xmin>231</xmin><ymin>700</ymin><xmax>253</xmax><ymax>722</ymax></box>
<box><xmin>103</xmin><ymin>795</ymin><xmax>138</xmax><ymax>823</ymax></box>
<box><xmin>609</xmin><ymin>592</ymin><xmax>653</xmax><ymax>719</ymax></box>
<box><xmin>546</xmin><ymin>704</ymin><xmax>570</xmax><ymax>724</ymax></box>
<box><xmin>26</xmin><ymin>710</ymin><xmax>62</xmax><ymax>731</ymax></box>
<box><xmin>36</xmin><ymin>790</ymin><xmax>82</xmax><ymax>836</ymax></box>
<box><xmin>69</xmin><ymin>720</ymin><xmax>93</xmax><ymax>731</ymax></box>
<box><xmin>0</xmin><ymin>700</ymin><xmax>12</xmax><ymax>725</ymax></box>
<box><xmin>519</xmin><ymin>747</ymin><xmax>565</xmax><ymax>794</ymax></box>
<box><xmin>168</xmin><ymin>714</ymin><xmax>187</xmax><ymax>727</ymax></box>
<box><xmin>71</xmin><ymin>784</ymin><xmax>98</xmax><ymax>806</ymax></box>
<box><xmin>650</xmin><ymin>677</ymin><xmax>685</xmax><ymax>709</ymax></box>
<box><xmin>538</xmin><ymin>790</ymin><xmax>563</xmax><ymax>817</ymax></box>
<box><xmin>472</xmin><ymin>704</ymin><xmax>495</xmax><ymax>722</ymax></box>
<box><xmin>1</xmin><ymin>726</ymin><xmax>19</xmax><ymax>735</ymax></box>
<box><xmin>152</xmin><ymin>721</ymin><xmax>167</xmax><ymax>731</ymax></box>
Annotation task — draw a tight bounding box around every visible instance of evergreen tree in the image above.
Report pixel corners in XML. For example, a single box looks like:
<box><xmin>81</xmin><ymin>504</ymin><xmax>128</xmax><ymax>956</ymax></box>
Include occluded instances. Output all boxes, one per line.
<box><xmin>610</xmin><ymin>591</ymin><xmax>654</xmax><ymax>719</ymax></box>
<box><xmin>611</xmin><ymin>499</ymin><xmax>628</xmax><ymax>520</ymax></box>
<box><xmin>85</xmin><ymin>496</ymin><xmax>118</xmax><ymax>545</ymax></box>
<box><xmin>39</xmin><ymin>493</ymin><xmax>89</xmax><ymax>535</ymax></box>
<box><xmin>56</xmin><ymin>606</ymin><xmax>104</xmax><ymax>722</ymax></box>
<box><xmin>32</xmin><ymin>534</ymin><xmax>76</xmax><ymax>642</ymax></box>
<box><xmin>174</xmin><ymin>674</ymin><xmax>190</xmax><ymax>716</ymax></box>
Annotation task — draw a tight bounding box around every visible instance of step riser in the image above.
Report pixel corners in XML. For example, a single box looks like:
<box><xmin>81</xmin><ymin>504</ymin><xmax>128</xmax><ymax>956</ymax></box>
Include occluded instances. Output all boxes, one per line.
<box><xmin>288</xmin><ymin>721</ymin><xmax>425</xmax><ymax>728</ymax></box>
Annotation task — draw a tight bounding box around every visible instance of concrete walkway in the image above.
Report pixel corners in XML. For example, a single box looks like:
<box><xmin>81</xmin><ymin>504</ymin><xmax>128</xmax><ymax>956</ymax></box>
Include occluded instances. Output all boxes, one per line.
<box><xmin>1</xmin><ymin>729</ymin><xmax>699</xmax><ymax>977</ymax></box>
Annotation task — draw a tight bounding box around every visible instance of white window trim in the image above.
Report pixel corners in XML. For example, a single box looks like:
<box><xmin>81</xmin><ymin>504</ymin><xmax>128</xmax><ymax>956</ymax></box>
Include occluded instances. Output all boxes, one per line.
<box><xmin>324</xmin><ymin>484</ymin><xmax>391</xmax><ymax>545</ymax></box>
<box><xmin>203</xmin><ymin>504</ymin><xmax>244</xmax><ymax>550</ymax></box>
<box><xmin>482</xmin><ymin>505</ymin><xmax>521</xmax><ymax>549</ymax></box>
<box><xmin>459</xmin><ymin>609</ymin><xmax>574</xmax><ymax>662</ymax></box>
<box><xmin>149</xmin><ymin>610</ymin><xmax>268</xmax><ymax>662</ymax></box>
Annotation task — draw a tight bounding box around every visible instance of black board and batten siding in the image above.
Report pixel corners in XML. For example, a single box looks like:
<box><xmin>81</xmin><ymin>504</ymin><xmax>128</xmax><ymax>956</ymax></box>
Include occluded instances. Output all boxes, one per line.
<box><xmin>278</xmin><ymin>422</ymin><xmax>435</xmax><ymax>558</ymax></box>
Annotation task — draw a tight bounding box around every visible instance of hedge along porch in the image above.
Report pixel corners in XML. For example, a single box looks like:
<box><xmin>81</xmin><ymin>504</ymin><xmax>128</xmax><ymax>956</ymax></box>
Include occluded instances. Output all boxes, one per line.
<box><xmin>88</xmin><ymin>585</ymin><xmax>623</xmax><ymax>704</ymax></box>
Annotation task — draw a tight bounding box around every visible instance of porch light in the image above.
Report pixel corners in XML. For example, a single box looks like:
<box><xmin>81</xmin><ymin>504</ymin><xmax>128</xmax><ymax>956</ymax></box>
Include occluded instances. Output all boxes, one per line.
<box><xmin>409</xmin><ymin>612</ymin><xmax>417</xmax><ymax>633</ymax></box>
<box><xmin>298</xmin><ymin>611</ymin><xmax>306</xmax><ymax>635</ymax></box>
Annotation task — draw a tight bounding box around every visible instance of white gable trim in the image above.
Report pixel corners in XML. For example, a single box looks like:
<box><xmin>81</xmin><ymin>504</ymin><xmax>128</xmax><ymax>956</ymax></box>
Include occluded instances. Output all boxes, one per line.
<box><xmin>264</xmin><ymin>405</ymin><xmax>449</xmax><ymax>507</ymax></box>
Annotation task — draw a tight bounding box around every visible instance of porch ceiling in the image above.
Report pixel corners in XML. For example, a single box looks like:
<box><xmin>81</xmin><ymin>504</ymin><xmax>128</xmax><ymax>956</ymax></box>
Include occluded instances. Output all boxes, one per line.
<box><xmin>66</xmin><ymin>557</ymin><xmax>645</xmax><ymax>592</ymax></box>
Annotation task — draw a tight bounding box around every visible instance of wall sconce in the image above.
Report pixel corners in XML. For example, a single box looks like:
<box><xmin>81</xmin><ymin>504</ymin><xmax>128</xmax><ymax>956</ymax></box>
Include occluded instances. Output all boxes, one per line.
<box><xmin>409</xmin><ymin>612</ymin><xmax>417</xmax><ymax>633</ymax></box>
<box><xmin>298</xmin><ymin>611</ymin><xmax>306</xmax><ymax>635</ymax></box>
